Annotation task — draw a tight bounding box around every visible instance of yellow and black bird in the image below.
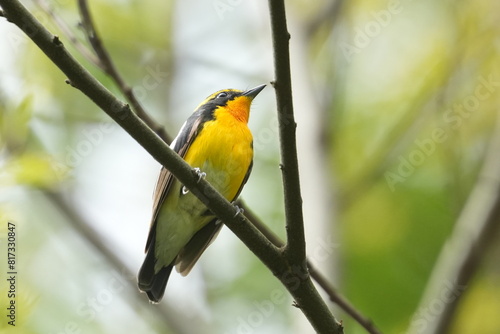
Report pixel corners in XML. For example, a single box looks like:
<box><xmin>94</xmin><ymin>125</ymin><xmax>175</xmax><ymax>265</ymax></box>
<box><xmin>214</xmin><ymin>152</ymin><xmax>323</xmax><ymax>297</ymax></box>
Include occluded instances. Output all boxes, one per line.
<box><xmin>138</xmin><ymin>84</ymin><xmax>265</xmax><ymax>302</ymax></box>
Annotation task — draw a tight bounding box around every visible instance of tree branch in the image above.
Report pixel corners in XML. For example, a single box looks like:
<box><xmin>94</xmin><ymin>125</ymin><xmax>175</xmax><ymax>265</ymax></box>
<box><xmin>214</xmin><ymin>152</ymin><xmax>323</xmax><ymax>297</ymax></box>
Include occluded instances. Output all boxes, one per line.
<box><xmin>240</xmin><ymin>201</ymin><xmax>382</xmax><ymax>334</ymax></box>
<box><xmin>267</xmin><ymin>3</ymin><xmax>344</xmax><ymax>332</ymax></box>
<box><xmin>36</xmin><ymin>0</ymin><xmax>170</xmax><ymax>142</ymax></box>
<box><xmin>308</xmin><ymin>263</ymin><xmax>381</xmax><ymax>334</ymax></box>
<box><xmin>408</xmin><ymin>114</ymin><xmax>500</xmax><ymax>334</ymax></box>
<box><xmin>76</xmin><ymin>0</ymin><xmax>170</xmax><ymax>143</ymax></box>
<box><xmin>0</xmin><ymin>1</ymin><xmax>342</xmax><ymax>332</ymax></box>
<box><xmin>268</xmin><ymin>0</ymin><xmax>306</xmax><ymax>267</ymax></box>
<box><xmin>0</xmin><ymin>0</ymin><xmax>282</xmax><ymax>275</ymax></box>
<box><xmin>34</xmin><ymin>0</ymin><xmax>100</xmax><ymax>66</ymax></box>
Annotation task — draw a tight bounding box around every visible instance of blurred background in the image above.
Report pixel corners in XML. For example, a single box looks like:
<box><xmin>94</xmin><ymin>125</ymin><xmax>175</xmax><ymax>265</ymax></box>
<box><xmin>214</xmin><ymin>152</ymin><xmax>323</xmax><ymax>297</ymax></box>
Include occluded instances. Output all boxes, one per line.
<box><xmin>1</xmin><ymin>0</ymin><xmax>500</xmax><ymax>333</ymax></box>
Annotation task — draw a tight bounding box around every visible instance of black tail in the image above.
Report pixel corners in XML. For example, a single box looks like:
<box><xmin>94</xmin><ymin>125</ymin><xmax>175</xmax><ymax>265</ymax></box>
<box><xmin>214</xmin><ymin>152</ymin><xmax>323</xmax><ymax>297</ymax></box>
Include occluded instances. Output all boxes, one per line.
<box><xmin>138</xmin><ymin>242</ymin><xmax>173</xmax><ymax>303</ymax></box>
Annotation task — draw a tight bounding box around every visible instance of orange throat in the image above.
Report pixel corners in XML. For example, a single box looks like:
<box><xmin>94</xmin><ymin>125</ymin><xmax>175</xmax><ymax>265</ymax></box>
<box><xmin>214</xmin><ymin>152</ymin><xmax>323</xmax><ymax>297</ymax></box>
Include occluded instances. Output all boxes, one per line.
<box><xmin>224</xmin><ymin>96</ymin><xmax>252</xmax><ymax>123</ymax></box>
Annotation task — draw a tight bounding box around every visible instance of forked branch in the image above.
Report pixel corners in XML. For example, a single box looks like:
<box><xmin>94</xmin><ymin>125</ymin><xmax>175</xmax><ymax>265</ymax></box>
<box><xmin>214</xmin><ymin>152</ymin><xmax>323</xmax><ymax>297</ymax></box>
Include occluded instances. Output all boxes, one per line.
<box><xmin>0</xmin><ymin>1</ymin><xmax>342</xmax><ymax>332</ymax></box>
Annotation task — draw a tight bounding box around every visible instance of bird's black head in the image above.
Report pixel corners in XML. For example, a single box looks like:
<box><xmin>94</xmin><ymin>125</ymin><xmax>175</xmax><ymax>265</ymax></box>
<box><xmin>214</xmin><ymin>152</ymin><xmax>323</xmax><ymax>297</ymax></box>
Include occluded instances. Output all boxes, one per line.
<box><xmin>194</xmin><ymin>84</ymin><xmax>266</xmax><ymax>123</ymax></box>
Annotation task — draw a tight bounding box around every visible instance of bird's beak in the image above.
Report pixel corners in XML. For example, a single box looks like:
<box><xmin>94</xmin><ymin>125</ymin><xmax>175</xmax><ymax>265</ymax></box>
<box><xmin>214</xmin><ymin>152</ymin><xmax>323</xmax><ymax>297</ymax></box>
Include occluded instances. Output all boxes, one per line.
<box><xmin>242</xmin><ymin>84</ymin><xmax>266</xmax><ymax>100</ymax></box>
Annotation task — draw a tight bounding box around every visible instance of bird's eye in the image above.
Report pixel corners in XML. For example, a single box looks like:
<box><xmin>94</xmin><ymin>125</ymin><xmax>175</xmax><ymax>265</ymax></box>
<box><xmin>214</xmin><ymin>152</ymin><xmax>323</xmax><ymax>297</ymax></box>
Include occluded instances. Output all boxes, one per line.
<box><xmin>216</xmin><ymin>92</ymin><xmax>227</xmax><ymax>99</ymax></box>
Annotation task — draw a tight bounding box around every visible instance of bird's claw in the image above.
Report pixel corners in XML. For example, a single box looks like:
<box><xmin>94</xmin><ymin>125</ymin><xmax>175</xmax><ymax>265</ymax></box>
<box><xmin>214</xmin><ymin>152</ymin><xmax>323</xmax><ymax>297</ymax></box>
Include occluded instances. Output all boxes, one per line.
<box><xmin>193</xmin><ymin>167</ymin><xmax>206</xmax><ymax>183</ymax></box>
<box><xmin>182</xmin><ymin>168</ymin><xmax>206</xmax><ymax>195</ymax></box>
<box><xmin>233</xmin><ymin>204</ymin><xmax>244</xmax><ymax>218</ymax></box>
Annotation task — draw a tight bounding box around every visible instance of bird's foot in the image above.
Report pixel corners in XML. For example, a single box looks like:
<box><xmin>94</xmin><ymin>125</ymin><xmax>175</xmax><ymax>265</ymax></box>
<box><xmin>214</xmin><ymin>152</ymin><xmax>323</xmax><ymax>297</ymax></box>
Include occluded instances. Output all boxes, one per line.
<box><xmin>233</xmin><ymin>204</ymin><xmax>244</xmax><ymax>218</ymax></box>
<box><xmin>193</xmin><ymin>167</ymin><xmax>206</xmax><ymax>183</ymax></box>
<box><xmin>181</xmin><ymin>168</ymin><xmax>206</xmax><ymax>195</ymax></box>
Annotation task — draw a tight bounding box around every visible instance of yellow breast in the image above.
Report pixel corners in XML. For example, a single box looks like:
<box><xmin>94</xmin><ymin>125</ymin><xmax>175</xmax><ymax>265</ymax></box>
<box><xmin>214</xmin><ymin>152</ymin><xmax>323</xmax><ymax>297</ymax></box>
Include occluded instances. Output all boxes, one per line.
<box><xmin>183</xmin><ymin>108</ymin><xmax>253</xmax><ymax>201</ymax></box>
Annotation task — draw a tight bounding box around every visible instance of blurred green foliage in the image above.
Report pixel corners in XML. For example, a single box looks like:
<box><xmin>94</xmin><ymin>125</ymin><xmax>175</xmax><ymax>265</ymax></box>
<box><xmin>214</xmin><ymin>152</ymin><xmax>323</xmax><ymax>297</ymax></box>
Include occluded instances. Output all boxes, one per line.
<box><xmin>1</xmin><ymin>0</ymin><xmax>500</xmax><ymax>333</ymax></box>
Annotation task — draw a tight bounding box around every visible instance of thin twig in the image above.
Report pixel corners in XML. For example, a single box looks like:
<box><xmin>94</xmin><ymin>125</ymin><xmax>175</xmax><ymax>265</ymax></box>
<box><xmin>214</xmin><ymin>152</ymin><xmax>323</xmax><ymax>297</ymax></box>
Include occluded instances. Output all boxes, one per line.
<box><xmin>34</xmin><ymin>0</ymin><xmax>100</xmax><ymax>66</ymax></box>
<box><xmin>268</xmin><ymin>0</ymin><xmax>306</xmax><ymax>268</ymax></box>
<box><xmin>240</xmin><ymin>201</ymin><xmax>382</xmax><ymax>334</ymax></box>
<box><xmin>0</xmin><ymin>0</ymin><xmax>282</xmax><ymax>270</ymax></box>
<box><xmin>307</xmin><ymin>263</ymin><xmax>382</xmax><ymax>334</ymax></box>
<box><xmin>76</xmin><ymin>0</ymin><xmax>170</xmax><ymax>143</ymax></box>
<box><xmin>36</xmin><ymin>0</ymin><xmax>169</xmax><ymax>142</ymax></box>
<box><xmin>268</xmin><ymin>2</ymin><xmax>344</xmax><ymax>332</ymax></box>
<box><xmin>0</xmin><ymin>2</ymin><xmax>340</xmax><ymax>332</ymax></box>
<box><xmin>408</xmin><ymin>113</ymin><xmax>500</xmax><ymax>334</ymax></box>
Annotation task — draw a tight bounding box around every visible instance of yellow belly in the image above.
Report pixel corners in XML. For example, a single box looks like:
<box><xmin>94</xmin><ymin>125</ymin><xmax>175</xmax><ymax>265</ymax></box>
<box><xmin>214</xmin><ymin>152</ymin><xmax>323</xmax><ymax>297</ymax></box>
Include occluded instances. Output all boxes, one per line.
<box><xmin>154</xmin><ymin>114</ymin><xmax>253</xmax><ymax>270</ymax></box>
